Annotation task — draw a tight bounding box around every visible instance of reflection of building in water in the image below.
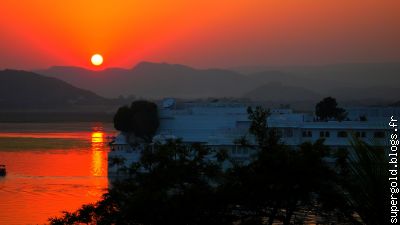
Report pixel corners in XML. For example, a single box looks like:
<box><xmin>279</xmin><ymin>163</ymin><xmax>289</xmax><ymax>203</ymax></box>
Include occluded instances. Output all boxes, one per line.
<box><xmin>91</xmin><ymin>130</ymin><xmax>107</xmax><ymax>177</ymax></box>
<box><xmin>109</xmin><ymin>99</ymin><xmax>398</xmax><ymax>175</ymax></box>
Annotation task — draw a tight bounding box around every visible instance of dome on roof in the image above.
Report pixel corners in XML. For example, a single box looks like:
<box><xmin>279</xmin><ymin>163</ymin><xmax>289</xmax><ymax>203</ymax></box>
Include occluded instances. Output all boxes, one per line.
<box><xmin>162</xmin><ymin>98</ymin><xmax>176</xmax><ymax>108</ymax></box>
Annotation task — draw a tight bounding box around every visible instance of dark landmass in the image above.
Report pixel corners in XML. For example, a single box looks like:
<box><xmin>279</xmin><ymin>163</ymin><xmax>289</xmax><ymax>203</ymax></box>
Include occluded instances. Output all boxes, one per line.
<box><xmin>243</xmin><ymin>82</ymin><xmax>321</xmax><ymax>102</ymax></box>
<box><xmin>36</xmin><ymin>62</ymin><xmax>400</xmax><ymax>105</ymax></box>
<box><xmin>36</xmin><ymin>62</ymin><xmax>259</xmax><ymax>99</ymax></box>
<box><xmin>0</xmin><ymin>69</ymin><xmax>138</xmax><ymax>122</ymax></box>
<box><xmin>0</xmin><ymin>69</ymin><xmax>108</xmax><ymax>109</ymax></box>
<box><xmin>0</xmin><ymin>62</ymin><xmax>398</xmax><ymax>122</ymax></box>
<box><xmin>0</xmin><ymin>111</ymin><xmax>113</xmax><ymax>123</ymax></box>
<box><xmin>390</xmin><ymin>101</ymin><xmax>400</xmax><ymax>106</ymax></box>
<box><xmin>241</xmin><ymin>62</ymin><xmax>400</xmax><ymax>102</ymax></box>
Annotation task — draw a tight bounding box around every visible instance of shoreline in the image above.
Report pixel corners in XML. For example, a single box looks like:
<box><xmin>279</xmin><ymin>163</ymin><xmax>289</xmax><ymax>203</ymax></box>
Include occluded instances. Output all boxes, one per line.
<box><xmin>0</xmin><ymin>111</ymin><xmax>113</xmax><ymax>123</ymax></box>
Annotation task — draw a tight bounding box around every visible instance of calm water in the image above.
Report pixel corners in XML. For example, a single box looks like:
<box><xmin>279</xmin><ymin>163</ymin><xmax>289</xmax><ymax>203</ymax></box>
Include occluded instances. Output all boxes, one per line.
<box><xmin>0</xmin><ymin>122</ymin><xmax>116</xmax><ymax>225</ymax></box>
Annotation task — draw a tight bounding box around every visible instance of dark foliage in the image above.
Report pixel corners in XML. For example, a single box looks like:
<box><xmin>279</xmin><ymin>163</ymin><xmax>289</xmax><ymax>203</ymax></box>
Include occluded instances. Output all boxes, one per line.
<box><xmin>315</xmin><ymin>97</ymin><xmax>347</xmax><ymax>121</ymax></box>
<box><xmin>50</xmin><ymin>140</ymin><xmax>230</xmax><ymax>225</ymax></box>
<box><xmin>51</xmin><ymin>105</ymin><xmax>388</xmax><ymax>225</ymax></box>
<box><xmin>113</xmin><ymin>106</ymin><xmax>132</xmax><ymax>132</ymax></box>
<box><xmin>247</xmin><ymin>106</ymin><xmax>270</xmax><ymax>147</ymax></box>
<box><xmin>113</xmin><ymin>100</ymin><xmax>160</xmax><ymax>141</ymax></box>
<box><xmin>334</xmin><ymin>138</ymin><xmax>392</xmax><ymax>224</ymax></box>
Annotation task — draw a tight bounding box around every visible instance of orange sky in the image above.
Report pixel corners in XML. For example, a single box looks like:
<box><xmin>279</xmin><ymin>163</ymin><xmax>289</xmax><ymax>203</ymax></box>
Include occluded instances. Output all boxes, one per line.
<box><xmin>0</xmin><ymin>0</ymin><xmax>399</xmax><ymax>69</ymax></box>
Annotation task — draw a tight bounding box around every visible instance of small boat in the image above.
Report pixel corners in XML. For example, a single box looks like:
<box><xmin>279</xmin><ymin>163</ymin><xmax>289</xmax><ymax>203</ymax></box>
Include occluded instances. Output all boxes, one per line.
<box><xmin>0</xmin><ymin>165</ymin><xmax>6</xmax><ymax>176</ymax></box>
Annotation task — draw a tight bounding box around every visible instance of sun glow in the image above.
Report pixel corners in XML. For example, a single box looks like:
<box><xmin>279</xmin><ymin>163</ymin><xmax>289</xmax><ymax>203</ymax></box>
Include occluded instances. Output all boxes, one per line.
<box><xmin>91</xmin><ymin>54</ymin><xmax>103</xmax><ymax>66</ymax></box>
<box><xmin>91</xmin><ymin>132</ymin><xmax>104</xmax><ymax>143</ymax></box>
<box><xmin>91</xmin><ymin>130</ymin><xmax>106</xmax><ymax>177</ymax></box>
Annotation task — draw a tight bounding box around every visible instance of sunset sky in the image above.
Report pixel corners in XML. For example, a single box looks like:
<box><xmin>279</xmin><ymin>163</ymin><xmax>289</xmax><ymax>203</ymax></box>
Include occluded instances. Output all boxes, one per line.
<box><xmin>0</xmin><ymin>0</ymin><xmax>399</xmax><ymax>70</ymax></box>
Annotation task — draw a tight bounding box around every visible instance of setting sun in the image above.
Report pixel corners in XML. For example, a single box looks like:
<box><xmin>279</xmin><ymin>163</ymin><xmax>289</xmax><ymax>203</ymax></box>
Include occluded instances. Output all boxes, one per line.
<box><xmin>91</xmin><ymin>54</ymin><xmax>103</xmax><ymax>66</ymax></box>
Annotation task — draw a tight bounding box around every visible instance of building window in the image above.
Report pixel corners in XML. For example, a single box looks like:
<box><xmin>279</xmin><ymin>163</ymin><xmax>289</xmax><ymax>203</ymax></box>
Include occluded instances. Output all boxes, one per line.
<box><xmin>275</xmin><ymin>129</ymin><xmax>283</xmax><ymax>138</ymax></box>
<box><xmin>320</xmin><ymin>131</ymin><xmax>330</xmax><ymax>138</ymax></box>
<box><xmin>337</xmin><ymin>131</ymin><xmax>348</xmax><ymax>138</ymax></box>
<box><xmin>355</xmin><ymin>131</ymin><xmax>366</xmax><ymax>138</ymax></box>
<box><xmin>233</xmin><ymin>148</ymin><xmax>249</xmax><ymax>155</ymax></box>
<box><xmin>302</xmin><ymin>130</ymin><xmax>312</xmax><ymax>137</ymax></box>
<box><xmin>374</xmin><ymin>131</ymin><xmax>385</xmax><ymax>138</ymax></box>
<box><xmin>284</xmin><ymin>128</ymin><xmax>293</xmax><ymax>137</ymax></box>
<box><xmin>236</xmin><ymin>121</ymin><xmax>250</xmax><ymax>129</ymax></box>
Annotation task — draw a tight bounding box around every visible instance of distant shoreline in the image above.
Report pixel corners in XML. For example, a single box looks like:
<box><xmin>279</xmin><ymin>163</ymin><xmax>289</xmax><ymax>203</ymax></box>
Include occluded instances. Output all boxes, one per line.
<box><xmin>0</xmin><ymin>111</ymin><xmax>113</xmax><ymax>123</ymax></box>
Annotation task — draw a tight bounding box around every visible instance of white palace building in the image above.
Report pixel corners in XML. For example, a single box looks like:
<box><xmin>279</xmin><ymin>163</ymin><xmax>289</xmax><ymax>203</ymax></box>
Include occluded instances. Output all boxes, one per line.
<box><xmin>108</xmin><ymin>99</ymin><xmax>398</xmax><ymax>175</ymax></box>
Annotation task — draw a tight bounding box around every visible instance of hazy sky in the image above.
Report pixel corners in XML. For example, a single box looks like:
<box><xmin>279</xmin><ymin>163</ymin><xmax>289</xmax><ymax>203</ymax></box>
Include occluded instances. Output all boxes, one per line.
<box><xmin>0</xmin><ymin>0</ymin><xmax>399</xmax><ymax>70</ymax></box>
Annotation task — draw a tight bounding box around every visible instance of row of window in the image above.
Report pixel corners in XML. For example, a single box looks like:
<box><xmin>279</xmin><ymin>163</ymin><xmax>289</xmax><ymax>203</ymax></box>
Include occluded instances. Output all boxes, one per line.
<box><xmin>111</xmin><ymin>145</ymin><xmax>131</xmax><ymax>151</ymax></box>
<box><xmin>232</xmin><ymin>148</ymin><xmax>249</xmax><ymax>155</ymax></box>
<box><xmin>301</xmin><ymin>130</ymin><xmax>385</xmax><ymax>138</ymax></box>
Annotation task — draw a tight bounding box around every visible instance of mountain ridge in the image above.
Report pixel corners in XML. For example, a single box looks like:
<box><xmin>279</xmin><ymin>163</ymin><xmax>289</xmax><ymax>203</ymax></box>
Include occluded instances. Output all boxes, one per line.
<box><xmin>0</xmin><ymin>69</ymin><xmax>107</xmax><ymax>109</ymax></box>
<box><xmin>34</xmin><ymin>61</ymin><xmax>400</xmax><ymax>103</ymax></box>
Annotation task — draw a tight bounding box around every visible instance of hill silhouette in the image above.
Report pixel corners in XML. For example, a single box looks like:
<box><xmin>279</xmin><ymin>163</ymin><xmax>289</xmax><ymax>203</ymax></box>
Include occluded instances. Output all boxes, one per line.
<box><xmin>243</xmin><ymin>63</ymin><xmax>400</xmax><ymax>99</ymax></box>
<box><xmin>244</xmin><ymin>82</ymin><xmax>321</xmax><ymax>102</ymax></box>
<box><xmin>390</xmin><ymin>101</ymin><xmax>400</xmax><ymax>107</ymax></box>
<box><xmin>35</xmin><ymin>62</ymin><xmax>400</xmax><ymax>104</ymax></box>
<box><xmin>0</xmin><ymin>69</ymin><xmax>107</xmax><ymax>109</ymax></box>
<box><xmin>36</xmin><ymin>62</ymin><xmax>259</xmax><ymax>98</ymax></box>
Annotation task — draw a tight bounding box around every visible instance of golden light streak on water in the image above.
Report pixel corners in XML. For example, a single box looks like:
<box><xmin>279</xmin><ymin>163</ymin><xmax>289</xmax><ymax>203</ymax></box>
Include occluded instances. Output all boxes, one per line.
<box><xmin>0</xmin><ymin>122</ymin><xmax>115</xmax><ymax>224</ymax></box>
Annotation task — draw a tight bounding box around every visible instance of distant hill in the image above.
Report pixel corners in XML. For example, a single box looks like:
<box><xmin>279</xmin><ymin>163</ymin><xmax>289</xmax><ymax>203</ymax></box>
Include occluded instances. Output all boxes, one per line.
<box><xmin>0</xmin><ymin>69</ymin><xmax>107</xmax><ymax>109</ymax></box>
<box><xmin>244</xmin><ymin>82</ymin><xmax>321</xmax><ymax>102</ymax></box>
<box><xmin>390</xmin><ymin>101</ymin><xmax>400</xmax><ymax>107</ymax></box>
<box><xmin>35</xmin><ymin>62</ymin><xmax>400</xmax><ymax>104</ymax></box>
<box><xmin>246</xmin><ymin>70</ymin><xmax>348</xmax><ymax>94</ymax></box>
<box><xmin>36</xmin><ymin>66</ymin><xmax>131</xmax><ymax>97</ymax></box>
<box><xmin>326</xmin><ymin>86</ymin><xmax>400</xmax><ymax>102</ymax></box>
<box><xmin>36</xmin><ymin>62</ymin><xmax>259</xmax><ymax>99</ymax></box>
<box><xmin>240</xmin><ymin>62</ymin><xmax>400</xmax><ymax>102</ymax></box>
<box><xmin>236</xmin><ymin>63</ymin><xmax>400</xmax><ymax>90</ymax></box>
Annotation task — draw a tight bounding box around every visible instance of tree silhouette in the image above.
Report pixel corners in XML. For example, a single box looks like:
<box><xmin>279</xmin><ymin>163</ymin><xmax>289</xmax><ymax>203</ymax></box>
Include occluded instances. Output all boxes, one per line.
<box><xmin>109</xmin><ymin>156</ymin><xmax>126</xmax><ymax>175</ymax></box>
<box><xmin>113</xmin><ymin>100</ymin><xmax>159</xmax><ymax>141</ymax></box>
<box><xmin>223</xmin><ymin>106</ymin><xmax>339</xmax><ymax>224</ymax></box>
<box><xmin>113</xmin><ymin>105</ymin><xmax>132</xmax><ymax>132</ymax></box>
<box><xmin>51</xmin><ymin>105</ymin><xmax>380</xmax><ymax>225</ymax></box>
<box><xmin>335</xmin><ymin>138</ymin><xmax>391</xmax><ymax>224</ymax></box>
<box><xmin>315</xmin><ymin>97</ymin><xmax>347</xmax><ymax>121</ymax></box>
<box><xmin>247</xmin><ymin>106</ymin><xmax>271</xmax><ymax>147</ymax></box>
<box><xmin>50</xmin><ymin>140</ymin><xmax>229</xmax><ymax>225</ymax></box>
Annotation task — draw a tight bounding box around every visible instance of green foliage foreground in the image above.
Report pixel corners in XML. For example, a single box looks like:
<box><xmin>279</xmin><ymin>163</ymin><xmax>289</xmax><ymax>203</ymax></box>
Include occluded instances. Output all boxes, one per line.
<box><xmin>50</xmin><ymin>107</ymin><xmax>391</xmax><ymax>225</ymax></box>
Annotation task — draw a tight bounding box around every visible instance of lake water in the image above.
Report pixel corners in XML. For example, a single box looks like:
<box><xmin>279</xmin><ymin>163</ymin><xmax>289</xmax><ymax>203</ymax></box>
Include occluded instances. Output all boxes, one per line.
<box><xmin>0</xmin><ymin>122</ymin><xmax>116</xmax><ymax>225</ymax></box>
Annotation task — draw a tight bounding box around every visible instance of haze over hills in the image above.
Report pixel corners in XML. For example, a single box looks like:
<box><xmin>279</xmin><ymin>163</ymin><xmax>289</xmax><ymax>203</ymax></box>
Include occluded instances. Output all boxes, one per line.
<box><xmin>235</xmin><ymin>62</ymin><xmax>400</xmax><ymax>91</ymax></box>
<box><xmin>391</xmin><ymin>101</ymin><xmax>400</xmax><ymax>107</ymax></box>
<box><xmin>35</xmin><ymin>62</ymin><xmax>400</xmax><ymax>105</ymax></box>
<box><xmin>36</xmin><ymin>62</ymin><xmax>259</xmax><ymax>99</ymax></box>
<box><xmin>244</xmin><ymin>82</ymin><xmax>321</xmax><ymax>102</ymax></box>
<box><xmin>0</xmin><ymin>69</ymin><xmax>107</xmax><ymax>109</ymax></box>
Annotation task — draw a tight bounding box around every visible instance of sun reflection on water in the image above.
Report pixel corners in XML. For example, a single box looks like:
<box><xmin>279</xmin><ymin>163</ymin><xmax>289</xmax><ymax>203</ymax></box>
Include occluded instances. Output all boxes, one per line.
<box><xmin>91</xmin><ymin>128</ymin><xmax>108</xmax><ymax>177</ymax></box>
<box><xmin>91</xmin><ymin>131</ymin><xmax>104</xmax><ymax>143</ymax></box>
<box><xmin>0</xmin><ymin>122</ymin><xmax>114</xmax><ymax>224</ymax></box>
